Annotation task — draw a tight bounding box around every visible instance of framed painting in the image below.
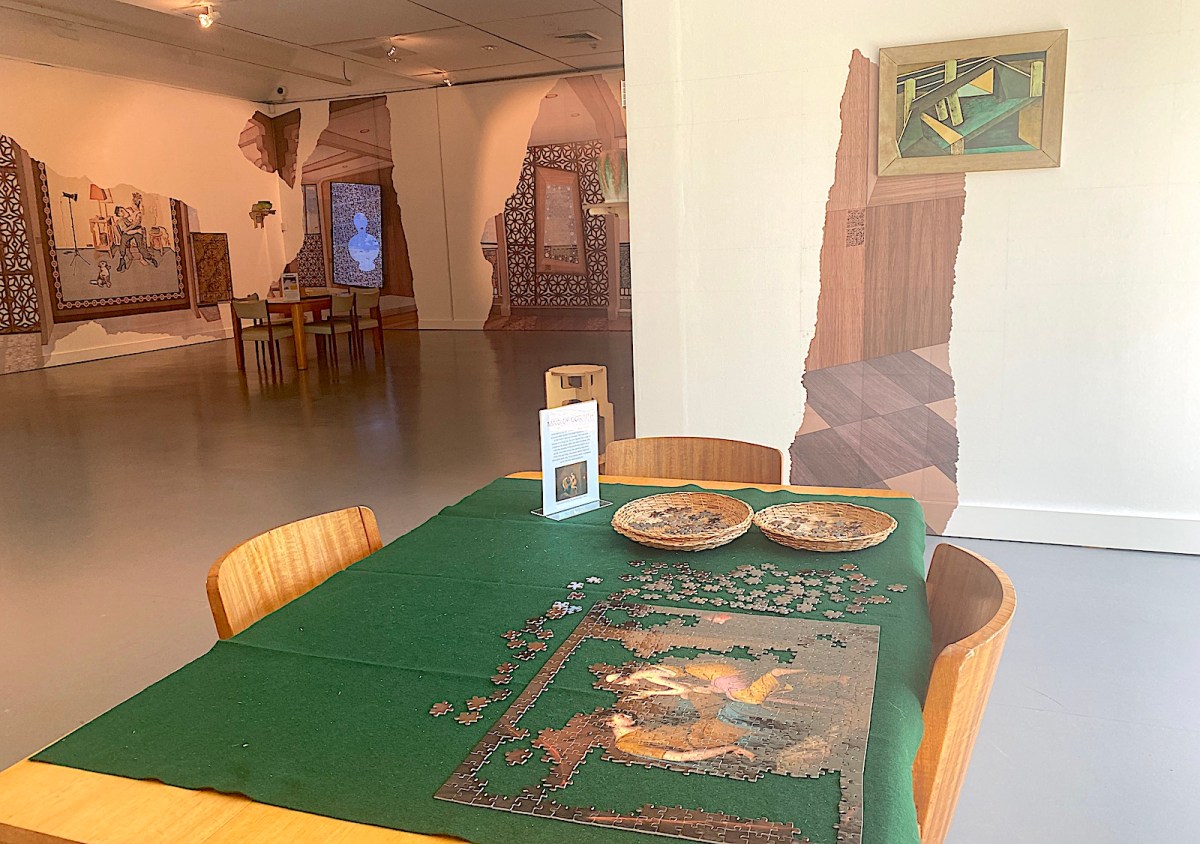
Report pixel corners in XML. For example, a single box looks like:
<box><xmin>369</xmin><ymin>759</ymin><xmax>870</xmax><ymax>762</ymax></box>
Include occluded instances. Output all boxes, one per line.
<box><xmin>534</xmin><ymin>165</ymin><xmax>586</xmax><ymax>276</ymax></box>
<box><xmin>37</xmin><ymin>163</ymin><xmax>191</xmax><ymax>322</ymax></box>
<box><xmin>878</xmin><ymin>29</ymin><xmax>1067</xmax><ymax>176</ymax></box>
<box><xmin>190</xmin><ymin>232</ymin><xmax>233</xmax><ymax>306</ymax></box>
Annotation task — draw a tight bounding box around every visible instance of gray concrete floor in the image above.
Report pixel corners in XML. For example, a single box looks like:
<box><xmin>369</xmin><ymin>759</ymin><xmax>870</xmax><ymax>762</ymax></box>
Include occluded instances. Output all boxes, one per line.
<box><xmin>2</xmin><ymin>332</ymin><xmax>1197</xmax><ymax>842</ymax></box>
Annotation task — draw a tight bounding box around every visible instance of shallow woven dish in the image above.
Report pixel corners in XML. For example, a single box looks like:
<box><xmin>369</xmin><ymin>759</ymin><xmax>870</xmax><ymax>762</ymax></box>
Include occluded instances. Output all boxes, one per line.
<box><xmin>611</xmin><ymin>492</ymin><xmax>753</xmax><ymax>551</ymax></box>
<box><xmin>753</xmin><ymin>501</ymin><xmax>897</xmax><ymax>552</ymax></box>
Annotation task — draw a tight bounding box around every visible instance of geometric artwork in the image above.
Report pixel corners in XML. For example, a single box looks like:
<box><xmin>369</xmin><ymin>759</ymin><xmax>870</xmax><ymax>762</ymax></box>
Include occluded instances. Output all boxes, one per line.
<box><xmin>793</xmin><ymin>51</ymin><xmax>963</xmax><ymax>534</ymax></box>
<box><xmin>0</xmin><ymin>135</ymin><xmax>40</xmax><ymax>335</ymax></box>
<box><xmin>878</xmin><ymin>30</ymin><xmax>1067</xmax><ymax>175</ymax></box>
<box><xmin>36</xmin><ymin>163</ymin><xmax>189</xmax><ymax>322</ymax></box>
<box><xmin>189</xmin><ymin>232</ymin><xmax>233</xmax><ymax>305</ymax></box>
<box><xmin>330</xmin><ymin>181</ymin><xmax>383</xmax><ymax>288</ymax></box>
<box><xmin>503</xmin><ymin>141</ymin><xmax>610</xmax><ymax>308</ymax></box>
<box><xmin>295</xmin><ymin>232</ymin><xmax>328</xmax><ymax>288</ymax></box>
<box><xmin>437</xmin><ymin>559</ymin><xmax>893</xmax><ymax>843</ymax></box>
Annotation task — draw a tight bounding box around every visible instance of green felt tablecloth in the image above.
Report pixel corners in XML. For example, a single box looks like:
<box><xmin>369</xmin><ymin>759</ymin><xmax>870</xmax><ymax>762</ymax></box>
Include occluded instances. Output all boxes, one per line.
<box><xmin>34</xmin><ymin>478</ymin><xmax>932</xmax><ymax>844</ymax></box>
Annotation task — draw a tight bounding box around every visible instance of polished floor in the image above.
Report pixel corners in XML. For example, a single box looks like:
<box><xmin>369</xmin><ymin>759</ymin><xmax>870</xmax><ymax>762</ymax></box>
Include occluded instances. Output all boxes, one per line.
<box><xmin>2</xmin><ymin>333</ymin><xmax>1198</xmax><ymax>843</ymax></box>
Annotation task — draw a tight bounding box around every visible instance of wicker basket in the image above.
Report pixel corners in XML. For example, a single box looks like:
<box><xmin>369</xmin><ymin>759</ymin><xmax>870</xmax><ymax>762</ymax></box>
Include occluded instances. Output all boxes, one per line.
<box><xmin>611</xmin><ymin>492</ymin><xmax>753</xmax><ymax>551</ymax></box>
<box><xmin>753</xmin><ymin>501</ymin><xmax>897</xmax><ymax>552</ymax></box>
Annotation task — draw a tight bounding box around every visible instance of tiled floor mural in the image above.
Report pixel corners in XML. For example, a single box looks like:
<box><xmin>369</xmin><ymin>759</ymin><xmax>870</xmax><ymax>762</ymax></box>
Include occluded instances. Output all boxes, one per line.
<box><xmin>792</xmin><ymin>344</ymin><xmax>958</xmax><ymax>533</ymax></box>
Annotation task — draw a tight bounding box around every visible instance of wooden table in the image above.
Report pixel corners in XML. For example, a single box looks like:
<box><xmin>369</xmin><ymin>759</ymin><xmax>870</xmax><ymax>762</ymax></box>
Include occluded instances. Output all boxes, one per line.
<box><xmin>0</xmin><ymin>475</ymin><xmax>909</xmax><ymax>844</ymax></box>
<box><xmin>263</xmin><ymin>293</ymin><xmax>333</xmax><ymax>371</ymax></box>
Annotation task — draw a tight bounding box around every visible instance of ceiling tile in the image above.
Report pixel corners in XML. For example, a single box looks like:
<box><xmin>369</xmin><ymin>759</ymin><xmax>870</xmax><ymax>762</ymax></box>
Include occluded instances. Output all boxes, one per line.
<box><xmin>378</xmin><ymin>26</ymin><xmax>551</xmax><ymax>72</ymax></box>
<box><xmin>410</xmin><ymin>58</ymin><xmax>571</xmax><ymax>85</ymax></box>
<box><xmin>477</xmin><ymin>8</ymin><xmax>622</xmax><ymax>59</ymax></box>
<box><xmin>412</xmin><ymin>0</ymin><xmax>600</xmax><ymax>24</ymax></box>
<box><xmin>560</xmin><ymin>49</ymin><xmax>624</xmax><ymax>71</ymax></box>
<box><xmin>215</xmin><ymin>0</ymin><xmax>458</xmax><ymax>46</ymax></box>
<box><xmin>593</xmin><ymin>0</ymin><xmax>621</xmax><ymax>11</ymax></box>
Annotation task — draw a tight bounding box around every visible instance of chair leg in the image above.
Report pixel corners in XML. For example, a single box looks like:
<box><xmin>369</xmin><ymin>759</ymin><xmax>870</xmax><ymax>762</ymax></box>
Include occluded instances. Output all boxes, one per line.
<box><xmin>374</xmin><ymin>325</ymin><xmax>384</xmax><ymax>359</ymax></box>
<box><xmin>331</xmin><ymin>332</ymin><xmax>339</xmax><ymax>367</ymax></box>
<box><xmin>275</xmin><ymin>341</ymin><xmax>283</xmax><ymax>370</ymax></box>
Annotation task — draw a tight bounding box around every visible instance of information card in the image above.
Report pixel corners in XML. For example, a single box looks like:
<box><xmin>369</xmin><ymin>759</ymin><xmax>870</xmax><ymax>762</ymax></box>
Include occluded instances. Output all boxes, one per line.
<box><xmin>536</xmin><ymin>401</ymin><xmax>610</xmax><ymax>520</ymax></box>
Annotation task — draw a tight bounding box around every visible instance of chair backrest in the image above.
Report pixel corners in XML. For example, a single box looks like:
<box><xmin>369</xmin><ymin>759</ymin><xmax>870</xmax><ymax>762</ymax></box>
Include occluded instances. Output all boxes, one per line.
<box><xmin>206</xmin><ymin>506</ymin><xmax>383</xmax><ymax>639</ymax></box>
<box><xmin>604</xmin><ymin>436</ymin><xmax>783</xmax><ymax>484</ymax></box>
<box><xmin>231</xmin><ymin>297</ymin><xmax>268</xmax><ymax>321</ymax></box>
<box><xmin>353</xmin><ymin>288</ymin><xmax>380</xmax><ymax>314</ymax></box>
<box><xmin>913</xmin><ymin>543</ymin><xmax>1016</xmax><ymax>844</ymax></box>
<box><xmin>330</xmin><ymin>293</ymin><xmax>355</xmax><ymax>317</ymax></box>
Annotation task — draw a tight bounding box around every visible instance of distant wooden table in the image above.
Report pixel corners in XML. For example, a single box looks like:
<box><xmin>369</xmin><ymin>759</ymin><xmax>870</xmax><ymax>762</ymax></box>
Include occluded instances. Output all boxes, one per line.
<box><xmin>265</xmin><ymin>292</ymin><xmax>332</xmax><ymax>370</ymax></box>
<box><xmin>0</xmin><ymin>475</ymin><xmax>914</xmax><ymax>844</ymax></box>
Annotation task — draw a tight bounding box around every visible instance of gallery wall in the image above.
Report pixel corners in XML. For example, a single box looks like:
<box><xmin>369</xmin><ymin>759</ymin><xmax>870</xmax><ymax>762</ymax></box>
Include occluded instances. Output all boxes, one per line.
<box><xmin>624</xmin><ymin>1</ymin><xmax>1200</xmax><ymax>553</ymax></box>
<box><xmin>0</xmin><ymin>58</ymin><xmax>290</xmax><ymax>373</ymax></box>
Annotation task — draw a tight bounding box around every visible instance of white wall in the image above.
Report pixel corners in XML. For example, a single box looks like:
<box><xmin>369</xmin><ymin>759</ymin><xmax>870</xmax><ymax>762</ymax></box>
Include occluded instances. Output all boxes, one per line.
<box><xmin>625</xmin><ymin>1</ymin><xmax>1200</xmax><ymax>553</ymax></box>
<box><xmin>0</xmin><ymin>59</ymin><xmax>289</xmax><ymax>367</ymax></box>
<box><xmin>389</xmin><ymin>79</ymin><xmax>554</xmax><ymax>329</ymax></box>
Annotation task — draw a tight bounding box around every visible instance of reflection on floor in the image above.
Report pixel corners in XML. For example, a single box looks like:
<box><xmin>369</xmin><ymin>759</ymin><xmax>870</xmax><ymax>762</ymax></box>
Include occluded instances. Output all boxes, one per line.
<box><xmin>792</xmin><ymin>344</ymin><xmax>958</xmax><ymax>532</ymax></box>
<box><xmin>382</xmin><ymin>310</ymin><xmax>419</xmax><ymax>329</ymax></box>
<box><xmin>484</xmin><ymin>310</ymin><xmax>632</xmax><ymax>331</ymax></box>
<box><xmin>0</xmin><ymin>330</ymin><xmax>634</xmax><ymax>768</ymax></box>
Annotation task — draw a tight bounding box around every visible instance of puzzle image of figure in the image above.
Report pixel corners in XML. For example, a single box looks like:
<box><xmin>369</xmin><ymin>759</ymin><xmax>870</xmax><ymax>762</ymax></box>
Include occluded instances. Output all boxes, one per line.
<box><xmin>437</xmin><ymin>602</ymin><xmax>880</xmax><ymax>844</ymax></box>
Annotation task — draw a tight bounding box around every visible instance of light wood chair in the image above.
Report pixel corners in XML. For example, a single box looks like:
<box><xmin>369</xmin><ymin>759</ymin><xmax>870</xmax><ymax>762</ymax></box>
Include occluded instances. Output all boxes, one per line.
<box><xmin>914</xmin><ymin>543</ymin><xmax>1016</xmax><ymax>844</ymax></box>
<box><xmin>206</xmin><ymin>506</ymin><xmax>383</xmax><ymax>639</ymax></box>
<box><xmin>604</xmin><ymin>436</ymin><xmax>783</xmax><ymax>484</ymax></box>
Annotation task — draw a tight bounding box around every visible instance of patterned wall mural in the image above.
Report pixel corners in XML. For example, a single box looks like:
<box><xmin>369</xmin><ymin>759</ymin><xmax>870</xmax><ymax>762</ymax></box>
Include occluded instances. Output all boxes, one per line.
<box><xmin>791</xmin><ymin>51</ymin><xmax>963</xmax><ymax>534</ymax></box>
<box><xmin>503</xmin><ymin>141</ymin><xmax>609</xmax><ymax>308</ymax></box>
<box><xmin>0</xmin><ymin>135</ymin><xmax>40</xmax><ymax>335</ymax></box>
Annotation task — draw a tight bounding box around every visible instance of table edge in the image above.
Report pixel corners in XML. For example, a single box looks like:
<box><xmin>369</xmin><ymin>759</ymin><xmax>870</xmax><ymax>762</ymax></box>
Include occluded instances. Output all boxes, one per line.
<box><xmin>507</xmin><ymin>471</ymin><xmax>913</xmax><ymax>499</ymax></box>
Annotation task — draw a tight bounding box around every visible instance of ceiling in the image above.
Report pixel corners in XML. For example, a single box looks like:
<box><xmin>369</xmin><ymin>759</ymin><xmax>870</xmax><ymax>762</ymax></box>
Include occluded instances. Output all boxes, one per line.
<box><xmin>0</xmin><ymin>0</ymin><xmax>622</xmax><ymax>103</ymax></box>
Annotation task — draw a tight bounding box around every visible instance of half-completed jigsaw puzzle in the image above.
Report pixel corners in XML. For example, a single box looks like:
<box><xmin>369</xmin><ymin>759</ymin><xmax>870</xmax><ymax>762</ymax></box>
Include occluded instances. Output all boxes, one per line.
<box><xmin>435</xmin><ymin>600</ymin><xmax>880</xmax><ymax>843</ymax></box>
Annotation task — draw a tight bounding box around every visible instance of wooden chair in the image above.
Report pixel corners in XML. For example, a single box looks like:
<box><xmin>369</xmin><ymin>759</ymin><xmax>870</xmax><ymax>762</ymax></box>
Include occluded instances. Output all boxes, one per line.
<box><xmin>304</xmin><ymin>293</ymin><xmax>356</xmax><ymax>367</ymax></box>
<box><xmin>604</xmin><ymin>436</ymin><xmax>783</xmax><ymax>484</ymax></box>
<box><xmin>914</xmin><ymin>543</ymin><xmax>1016</xmax><ymax>844</ymax></box>
<box><xmin>206</xmin><ymin>506</ymin><xmax>383</xmax><ymax>639</ymax></box>
<box><xmin>232</xmin><ymin>297</ymin><xmax>294</xmax><ymax>373</ymax></box>
<box><xmin>351</xmin><ymin>288</ymin><xmax>385</xmax><ymax>360</ymax></box>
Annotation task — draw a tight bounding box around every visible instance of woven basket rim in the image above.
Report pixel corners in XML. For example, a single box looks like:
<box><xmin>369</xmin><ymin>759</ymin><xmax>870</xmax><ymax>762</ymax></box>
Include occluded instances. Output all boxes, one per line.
<box><xmin>752</xmin><ymin>501</ymin><xmax>897</xmax><ymax>546</ymax></box>
<box><xmin>612</xmin><ymin>491</ymin><xmax>753</xmax><ymax>543</ymax></box>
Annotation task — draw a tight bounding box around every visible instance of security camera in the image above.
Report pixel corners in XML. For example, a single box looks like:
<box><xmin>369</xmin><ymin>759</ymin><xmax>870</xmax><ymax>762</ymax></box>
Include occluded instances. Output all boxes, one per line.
<box><xmin>275</xmin><ymin>86</ymin><xmax>287</xmax><ymax>98</ymax></box>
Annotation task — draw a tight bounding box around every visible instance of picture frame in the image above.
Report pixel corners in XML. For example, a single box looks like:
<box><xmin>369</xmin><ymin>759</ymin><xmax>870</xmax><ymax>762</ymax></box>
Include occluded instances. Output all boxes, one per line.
<box><xmin>534</xmin><ymin>166</ymin><xmax>586</xmax><ymax>276</ymax></box>
<box><xmin>877</xmin><ymin>29</ymin><xmax>1067</xmax><ymax>176</ymax></box>
<box><xmin>280</xmin><ymin>272</ymin><xmax>301</xmax><ymax>302</ymax></box>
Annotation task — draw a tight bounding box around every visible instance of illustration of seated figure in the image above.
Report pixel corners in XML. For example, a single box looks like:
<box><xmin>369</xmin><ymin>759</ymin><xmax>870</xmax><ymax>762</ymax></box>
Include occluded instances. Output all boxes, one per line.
<box><xmin>607</xmin><ymin>711</ymin><xmax>754</xmax><ymax>762</ymax></box>
<box><xmin>348</xmin><ymin>211</ymin><xmax>381</xmax><ymax>272</ymax></box>
<box><xmin>607</xmin><ymin>662</ymin><xmax>803</xmax><ymax>705</ymax></box>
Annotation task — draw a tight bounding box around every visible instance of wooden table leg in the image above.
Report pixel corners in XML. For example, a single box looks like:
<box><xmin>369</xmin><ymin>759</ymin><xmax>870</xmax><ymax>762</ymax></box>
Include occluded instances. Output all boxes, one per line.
<box><xmin>291</xmin><ymin>304</ymin><xmax>308</xmax><ymax>370</ymax></box>
<box><xmin>232</xmin><ymin>316</ymin><xmax>245</xmax><ymax>371</ymax></box>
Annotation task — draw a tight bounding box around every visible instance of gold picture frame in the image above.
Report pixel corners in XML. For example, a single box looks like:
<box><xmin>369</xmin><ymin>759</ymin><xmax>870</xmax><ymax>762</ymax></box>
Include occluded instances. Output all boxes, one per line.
<box><xmin>878</xmin><ymin>29</ymin><xmax>1067</xmax><ymax>176</ymax></box>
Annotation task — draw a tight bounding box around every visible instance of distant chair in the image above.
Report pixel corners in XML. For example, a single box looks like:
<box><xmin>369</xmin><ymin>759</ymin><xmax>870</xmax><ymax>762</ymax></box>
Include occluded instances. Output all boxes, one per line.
<box><xmin>914</xmin><ymin>544</ymin><xmax>1016</xmax><ymax>844</ymax></box>
<box><xmin>304</xmin><ymin>293</ymin><xmax>356</xmax><ymax>367</ymax></box>
<box><xmin>604</xmin><ymin>436</ymin><xmax>783</xmax><ymax>484</ymax></box>
<box><xmin>351</xmin><ymin>288</ymin><xmax>384</xmax><ymax>360</ymax></box>
<box><xmin>231</xmin><ymin>296</ymin><xmax>294</xmax><ymax>373</ymax></box>
<box><xmin>206</xmin><ymin>506</ymin><xmax>382</xmax><ymax>639</ymax></box>
<box><xmin>545</xmin><ymin>364</ymin><xmax>616</xmax><ymax>457</ymax></box>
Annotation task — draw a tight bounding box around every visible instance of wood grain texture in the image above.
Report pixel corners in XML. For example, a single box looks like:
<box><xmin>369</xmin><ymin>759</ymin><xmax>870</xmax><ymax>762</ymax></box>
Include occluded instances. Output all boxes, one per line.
<box><xmin>206</xmin><ymin>506</ymin><xmax>383</xmax><ymax>639</ymax></box>
<box><xmin>604</xmin><ymin>437</ymin><xmax>783</xmax><ymax>485</ymax></box>
<box><xmin>913</xmin><ymin>543</ymin><xmax>1016</xmax><ymax>844</ymax></box>
<box><xmin>0</xmin><ymin>477</ymin><xmax>910</xmax><ymax>844</ymax></box>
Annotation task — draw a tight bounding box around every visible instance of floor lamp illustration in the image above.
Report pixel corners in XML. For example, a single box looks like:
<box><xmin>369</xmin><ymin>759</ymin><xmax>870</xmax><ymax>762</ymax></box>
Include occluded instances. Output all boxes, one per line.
<box><xmin>60</xmin><ymin>191</ymin><xmax>89</xmax><ymax>266</ymax></box>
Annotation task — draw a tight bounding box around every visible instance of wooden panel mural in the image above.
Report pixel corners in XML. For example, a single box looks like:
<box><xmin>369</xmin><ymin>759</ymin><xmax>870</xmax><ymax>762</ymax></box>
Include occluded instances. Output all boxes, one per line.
<box><xmin>792</xmin><ymin>51</ymin><xmax>962</xmax><ymax>534</ymax></box>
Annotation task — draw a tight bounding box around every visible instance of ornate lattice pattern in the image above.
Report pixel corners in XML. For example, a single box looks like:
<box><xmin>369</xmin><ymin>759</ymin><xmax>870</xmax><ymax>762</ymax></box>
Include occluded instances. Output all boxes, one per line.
<box><xmin>0</xmin><ymin>136</ymin><xmax>40</xmax><ymax>334</ymax></box>
<box><xmin>482</xmin><ymin>245</ymin><xmax>499</xmax><ymax>300</ymax></box>
<box><xmin>504</xmin><ymin>141</ymin><xmax>608</xmax><ymax>308</ymax></box>
<box><xmin>296</xmin><ymin>232</ymin><xmax>327</xmax><ymax>288</ymax></box>
<box><xmin>190</xmin><ymin>232</ymin><xmax>233</xmax><ymax>305</ymax></box>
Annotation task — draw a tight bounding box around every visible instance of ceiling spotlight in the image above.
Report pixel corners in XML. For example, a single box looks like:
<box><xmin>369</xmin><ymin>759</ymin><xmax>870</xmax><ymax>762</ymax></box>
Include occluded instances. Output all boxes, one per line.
<box><xmin>386</xmin><ymin>44</ymin><xmax>399</xmax><ymax>61</ymax></box>
<box><xmin>482</xmin><ymin>44</ymin><xmax>496</xmax><ymax>51</ymax></box>
<box><xmin>442</xmin><ymin>75</ymin><xmax>453</xmax><ymax>87</ymax></box>
<box><xmin>197</xmin><ymin>5</ymin><xmax>218</xmax><ymax>28</ymax></box>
